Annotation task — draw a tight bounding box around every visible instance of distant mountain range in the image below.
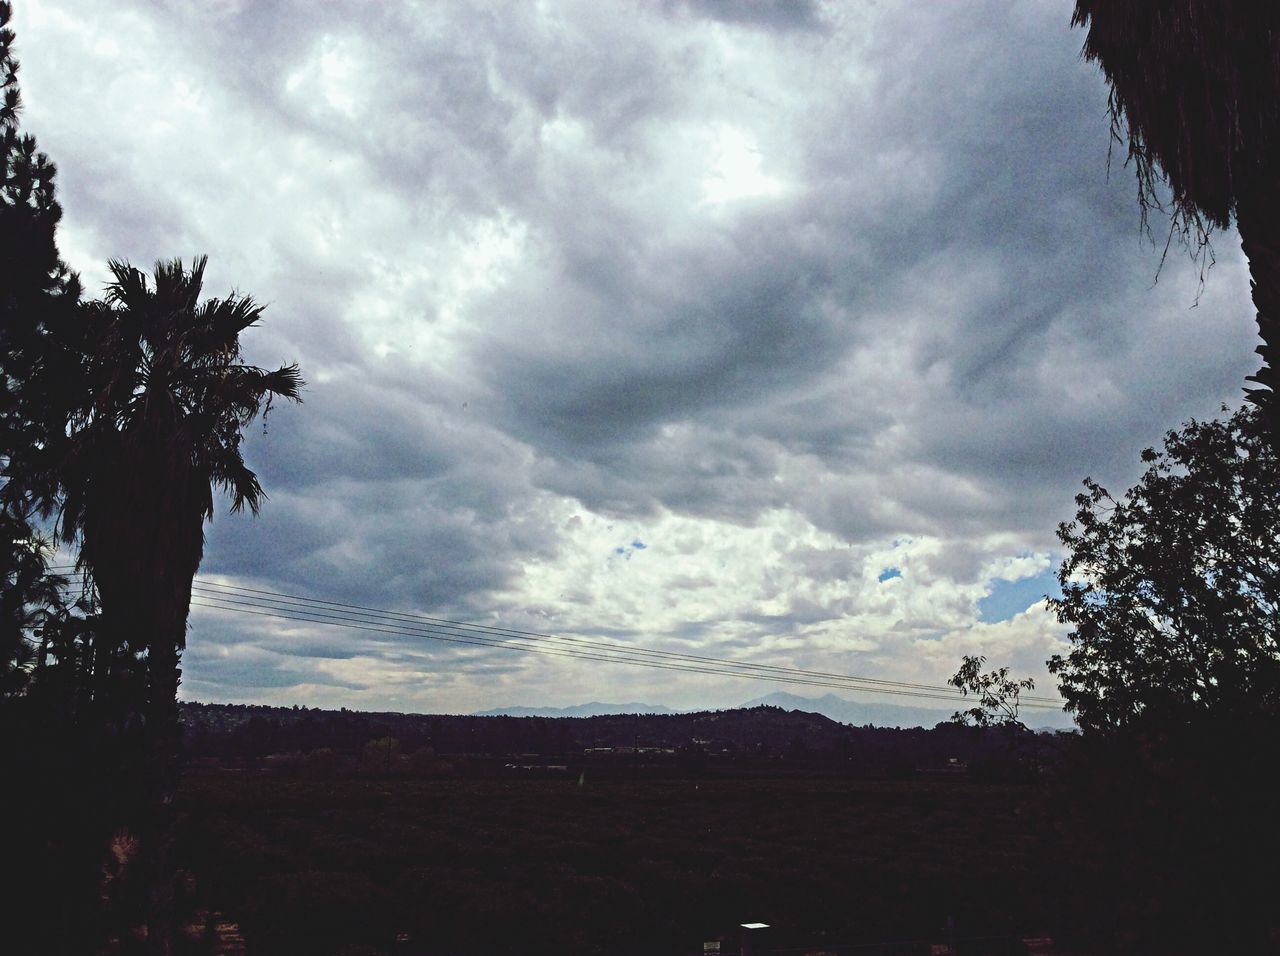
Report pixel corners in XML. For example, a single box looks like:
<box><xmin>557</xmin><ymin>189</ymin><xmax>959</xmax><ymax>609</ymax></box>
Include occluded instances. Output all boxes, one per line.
<box><xmin>477</xmin><ymin>691</ymin><xmax>1075</xmax><ymax>730</ymax></box>
<box><xmin>740</xmin><ymin>691</ymin><xmax>1074</xmax><ymax>730</ymax></box>
<box><xmin>471</xmin><ymin>701</ymin><xmax>678</xmax><ymax>718</ymax></box>
<box><xmin>739</xmin><ymin>692</ymin><xmax>958</xmax><ymax>729</ymax></box>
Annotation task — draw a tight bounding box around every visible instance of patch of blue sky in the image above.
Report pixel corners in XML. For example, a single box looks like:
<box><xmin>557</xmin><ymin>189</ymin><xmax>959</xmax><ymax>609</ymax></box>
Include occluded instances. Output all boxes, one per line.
<box><xmin>613</xmin><ymin>540</ymin><xmax>647</xmax><ymax>560</ymax></box>
<box><xmin>978</xmin><ymin>569</ymin><xmax>1061</xmax><ymax>623</ymax></box>
<box><xmin>877</xmin><ymin>567</ymin><xmax>902</xmax><ymax>583</ymax></box>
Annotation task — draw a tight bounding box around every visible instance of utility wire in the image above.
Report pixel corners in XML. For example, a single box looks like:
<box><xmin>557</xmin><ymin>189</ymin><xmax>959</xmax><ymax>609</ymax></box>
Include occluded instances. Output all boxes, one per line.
<box><xmin>188</xmin><ymin>593</ymin><xmax>1014</xmax><ymax>705</ymax></box>
<box><xmin>187</xmin><ymin>580</ymin><xmax>1022</xmax><ymax>698</ymax></box>
<box><xmin>190</xmin><ymin>581</ymin><xmax>1067</xmax><ymax>707</ymax></box>
<box><xmin>188</xmin><ymin>594</ymin><xmax>1018</xmax><ymax>705</ymax></box>
<box><xmin>49</xmin><ymin>567</ymin><xmax>1064</xmax><ymax>709</ymax></box>
<box><xmin>51</xmin><ymin>565</ymin><xmax>1055</xmax><ymax>699</ymax></box>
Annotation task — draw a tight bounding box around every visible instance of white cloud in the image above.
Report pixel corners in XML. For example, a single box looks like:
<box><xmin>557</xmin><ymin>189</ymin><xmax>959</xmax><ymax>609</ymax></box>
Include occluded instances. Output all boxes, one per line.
<box><xmin>283</xmin><ymin>34</ymin><xmax>369</xmax><ymax>120</ymax></box>
<box><xmin>699</xmin><ymin>123</ymin><xmax>789</xmax><ymax>206</ymax></box>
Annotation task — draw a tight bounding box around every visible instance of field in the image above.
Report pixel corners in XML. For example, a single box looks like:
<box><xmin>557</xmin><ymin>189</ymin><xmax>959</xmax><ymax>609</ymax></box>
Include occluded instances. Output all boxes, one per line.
<box><xmin>177</xmin><ymin>770</ymin><xmax>1074</xmax><ymax>956</ymax></box>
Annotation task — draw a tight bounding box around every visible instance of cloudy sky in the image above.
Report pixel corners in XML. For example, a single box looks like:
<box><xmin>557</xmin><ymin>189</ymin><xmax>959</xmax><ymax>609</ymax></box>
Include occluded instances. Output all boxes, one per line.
<box><xmin>17</xmin><ymin>0</ymin><xmax>1258</xmax><ymax>716</ymax></box>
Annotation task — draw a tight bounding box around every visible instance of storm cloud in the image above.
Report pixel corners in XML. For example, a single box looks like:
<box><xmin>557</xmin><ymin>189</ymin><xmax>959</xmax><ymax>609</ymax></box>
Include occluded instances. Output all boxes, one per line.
<box><xmin>18</xmin><ymin>0</ymin><xmax>1256</xmax><ymax>713</ymax></box>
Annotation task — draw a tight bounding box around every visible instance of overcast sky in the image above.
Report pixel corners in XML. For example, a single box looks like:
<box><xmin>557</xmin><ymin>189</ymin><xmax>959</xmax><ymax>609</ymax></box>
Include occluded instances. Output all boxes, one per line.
<box><xmin>17</xmin><ymin>0</ymin><xmax>1258</xmax><ymax>715</ymax></box>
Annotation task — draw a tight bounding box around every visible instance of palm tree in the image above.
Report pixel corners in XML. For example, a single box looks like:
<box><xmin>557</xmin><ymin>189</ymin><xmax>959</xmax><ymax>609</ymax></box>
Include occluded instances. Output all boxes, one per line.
<box><xmin>58</xmin><ymin>256</ymin><xmax>302</xmax><ymax>954</ymax></box>
<box><xmin>1071</xmin><ymin>2</ymin><xmax>1280</xmax><ymax>432</ymax></box>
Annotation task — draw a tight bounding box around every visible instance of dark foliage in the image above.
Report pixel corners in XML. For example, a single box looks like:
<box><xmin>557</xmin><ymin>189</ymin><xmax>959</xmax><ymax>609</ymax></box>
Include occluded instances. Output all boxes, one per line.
<box><xmin>1046</xmin><ymin>404</ymin><xmax>1280</xmax><ymax>953</ymax></box>
<box><xmin>0</xmin><ymin>6</ymin><xmax>130</xmax><ymax>949</ymax></box>
<box><xmin>948</xmin><ymin>656</ymin><xmax>1036</xmax><ymax>730</ymax></box>
<box><xmin>2</xmin><ymin>12</ymin><xmax>302</xmax><ymax>949</ymax></box>
<box><xmin>1048</xmin><ymin>405</ymin><xmax>1279</xmax><ymax>733</ymax></box>
<box><xmin>1047</xmin><ymin>715</ymin><xmax>1280</xmax><ymax>954</ymax></box>
<box><xmin>179</xmin><ymin>701</ymin><xmax>1058</xmax><ymax>783</ymax></box>
<box><xmin>1072</xmin><ymin>1</ymin><xmax>1280</xmax><ymax>232</ymax></box>
<box><xmin>47</xmin><ymin>256</ymin><xmax>303</xmax><ymax>956</ymax></box>
<box><xmin>0</xmin><ymin>0</ymin><xmax>81</xmax><ymax>695</ymax></box>
<box><xmin>1072</xmin><ymin>1</ymin><xmax>1280</xmax><ymax>425</ymax></box>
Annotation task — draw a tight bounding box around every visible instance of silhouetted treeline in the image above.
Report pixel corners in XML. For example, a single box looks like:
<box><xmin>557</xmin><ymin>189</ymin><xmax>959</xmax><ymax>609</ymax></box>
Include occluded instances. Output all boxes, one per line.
<box><xmin>1043</xmin><ymin>711</ymin><xmax>1280</xmax><ymax>954</ymax></box>
<box><xmin>180</xmin><ymin>701</ymin><xmax>1065</xmax><ymax>782</ymax></box>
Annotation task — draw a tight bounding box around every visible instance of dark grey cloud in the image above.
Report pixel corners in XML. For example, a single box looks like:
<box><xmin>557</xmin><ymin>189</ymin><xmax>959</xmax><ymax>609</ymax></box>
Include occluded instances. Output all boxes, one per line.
<box><xmin>186</xmin><ymin>657</ymin><xmax>368</xmax><ymax>693</ymax></box>
<box><xmin>483</xmin><ymin>248</ymin><xmax>842</xmax><ymax>453</ymax></box>
<box><xmin>664</xmin><ymin>0</ymin><xmax>827</xmax><ymax>32</ymax></box>
<box><xmin>19</xmin><ymin>0</ymin><xmax>1260</xmax><ymax>710</ymax></box>
<box><xmin>477</xmin><ymin>0</ymin><xmax>1253</xmax><ymax>540</ymax></box>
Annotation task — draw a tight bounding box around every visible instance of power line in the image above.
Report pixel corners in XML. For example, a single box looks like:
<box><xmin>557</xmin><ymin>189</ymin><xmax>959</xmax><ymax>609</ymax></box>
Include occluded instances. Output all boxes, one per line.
<box><xmin>199</xmin><ymin>580</ymin><xmax>1067</xmax><ymax>707</ymax></box>
<box><xmin>48</xmin><ymin>567</ymin><xmax>1064</xmax><ymax>710</ymax></box>
<box><xmin>187</xmin><ymin>580</ymin><xmax>1021</xmax><ymax>698</ymax></box>
<box><xmin>51</xmin><ymin>569</ymin><xmax>1065</xmax><ymax>708</ymax></box>
<box><xmin>190</xmin><ymin>593</ymin><xmax>1024</xmax><ymax>705</ymax></box>
<box><xmin>188</xmin><ymin>595</ymin><xmax>1016</xmax><ymax>705</ymax></box>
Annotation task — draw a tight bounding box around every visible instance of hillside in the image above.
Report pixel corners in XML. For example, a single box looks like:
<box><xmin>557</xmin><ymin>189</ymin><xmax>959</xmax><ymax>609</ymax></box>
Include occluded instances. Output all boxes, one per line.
<box><xmin>181</xmin><ymin>701</ymin><xmax>861</xmax><ymax>755</ymax></box>
<box><xmin>179</xmin><ymin>700</ymin><xmax>1066</xmax><ymax>785</ymax></box>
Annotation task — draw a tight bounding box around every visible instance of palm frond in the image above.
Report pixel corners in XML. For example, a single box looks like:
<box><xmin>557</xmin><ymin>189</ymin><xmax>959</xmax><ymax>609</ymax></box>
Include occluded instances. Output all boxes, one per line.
<box><xmin>58</xmin><ymin>255</ymin><xmax>300</xmax><ymax>573</ymax></box>
<box><xmin>1073</xmin><ymin>0</ymin><xmax>1280</xmax><ymax>229</ymax></box>
<box><xmin>208</xmin><ymin>447</ymin><xmax>266</xmax><ymax>516</ymax></box>
<box><xmin>261</xmin><ymin>363</ymin><xmax>305</xmax><ymax>402</ymax></box>
<box><xmin>105</xmin><ymin>259</ymin><xmax>150</xmax><ymax>311</ymax></box>
<box><xmin>151</xmin><ymin>255</ymin><xmax>207</xmax><ymax>322</ymax></box>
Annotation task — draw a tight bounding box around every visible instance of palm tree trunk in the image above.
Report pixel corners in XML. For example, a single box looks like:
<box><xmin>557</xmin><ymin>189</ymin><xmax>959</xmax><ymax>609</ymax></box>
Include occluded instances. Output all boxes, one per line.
<box><xmin>88</xmin><ymin>451</ymin><xmax>202</xmax><ymax>956</ymax></box>
<box><xmin>138</xmin><ymin>501</ymin><xmax>201</xmax><ymax>956</ymax></box>
<box><xmin>1236</xmin><ymin>175</ymin><xmax>1280</xmax><ymax>439</ymax></box>
<box><xmin>141</xmin><ymin>634</ymin><xmax>182</xmax><ymax>956</ymax></box>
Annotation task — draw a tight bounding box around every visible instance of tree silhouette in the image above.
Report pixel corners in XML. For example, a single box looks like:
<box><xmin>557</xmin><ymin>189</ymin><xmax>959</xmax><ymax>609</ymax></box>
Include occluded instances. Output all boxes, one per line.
<box><xmin>0</xmin><ymin>529</ymin><xmax>66</xmax><ymax>697</ymax></box>
<box><xmin>0</xmin><ymin>0</ymin><xmax>81</xmax><ymax>687</ymax></box>
<box><xmin>3</xmin><ymin>11</ymin><xmax>305</xmax><ymax>947</ymax></box>
<box><xmin>54</xmin><ymin>257</ymin><xmax>302</xmax><ymax>954</ymax></box>
<box><xmin>0</xmin><ymin>7</ymin><xmax>123</xmax><ymax>948</ymax></box>
<box><xmin>1046</xmin><ymin>410</ymin><xmax>1279</xmax><ymax>951</ymax></box>
<box><xmin>1072</xmin><ymin>3</ymin><xmax>1280</xmax><ymax>433</ymax></box>
<box><xmin>948</xmin><ymin>655</ymin><xmax>1035</xmax><ymax>730</ymax></box>
<box><xmin>1048</xmin><ymin>405</ymin><xmax>1279</xmax><ymax>733</ymax></box>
